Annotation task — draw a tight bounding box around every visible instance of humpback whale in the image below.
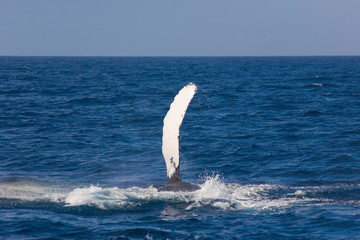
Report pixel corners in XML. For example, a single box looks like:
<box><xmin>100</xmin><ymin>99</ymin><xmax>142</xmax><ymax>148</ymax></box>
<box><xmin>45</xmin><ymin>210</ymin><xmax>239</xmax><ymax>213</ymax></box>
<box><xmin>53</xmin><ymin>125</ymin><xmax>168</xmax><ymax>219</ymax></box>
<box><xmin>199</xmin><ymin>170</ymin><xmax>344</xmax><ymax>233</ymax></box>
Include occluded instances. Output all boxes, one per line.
<box><xmin>156</xmin><ymin>82</ymin><xmax>200</xmax><ymax>192</ymax></box>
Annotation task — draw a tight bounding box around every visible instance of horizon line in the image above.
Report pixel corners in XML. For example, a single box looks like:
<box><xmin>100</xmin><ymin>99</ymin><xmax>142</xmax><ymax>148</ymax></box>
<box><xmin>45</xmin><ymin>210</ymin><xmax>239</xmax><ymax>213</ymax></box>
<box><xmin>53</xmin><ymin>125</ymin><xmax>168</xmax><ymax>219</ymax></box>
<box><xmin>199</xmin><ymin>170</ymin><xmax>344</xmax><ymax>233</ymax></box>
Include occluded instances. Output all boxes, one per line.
<box><xmin>1</xmin><ymin>54</ymin><xmax>359</xmax><ymax>58</ymax></box>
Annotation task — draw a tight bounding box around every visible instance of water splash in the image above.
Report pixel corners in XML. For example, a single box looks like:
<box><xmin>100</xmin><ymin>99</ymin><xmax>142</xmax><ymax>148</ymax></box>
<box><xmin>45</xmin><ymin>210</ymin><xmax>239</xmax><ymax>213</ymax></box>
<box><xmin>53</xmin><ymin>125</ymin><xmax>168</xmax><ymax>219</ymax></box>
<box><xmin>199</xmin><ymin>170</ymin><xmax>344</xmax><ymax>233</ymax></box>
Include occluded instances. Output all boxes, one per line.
<box><xmin>1</xmin><ymin>176</ymin><xmax>359</xmax><ymax>213</ymax></box>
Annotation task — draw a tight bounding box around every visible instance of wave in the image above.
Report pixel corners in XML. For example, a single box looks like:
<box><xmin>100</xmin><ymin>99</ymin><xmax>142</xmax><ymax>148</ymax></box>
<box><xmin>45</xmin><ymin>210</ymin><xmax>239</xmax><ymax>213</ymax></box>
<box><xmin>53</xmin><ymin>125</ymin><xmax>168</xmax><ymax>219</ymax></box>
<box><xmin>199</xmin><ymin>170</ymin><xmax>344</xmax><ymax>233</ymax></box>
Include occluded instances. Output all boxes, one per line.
<box><xmin>1</xmin><ymin>175</ymin><xmax>359</xmax><ymax>214</ymax></box>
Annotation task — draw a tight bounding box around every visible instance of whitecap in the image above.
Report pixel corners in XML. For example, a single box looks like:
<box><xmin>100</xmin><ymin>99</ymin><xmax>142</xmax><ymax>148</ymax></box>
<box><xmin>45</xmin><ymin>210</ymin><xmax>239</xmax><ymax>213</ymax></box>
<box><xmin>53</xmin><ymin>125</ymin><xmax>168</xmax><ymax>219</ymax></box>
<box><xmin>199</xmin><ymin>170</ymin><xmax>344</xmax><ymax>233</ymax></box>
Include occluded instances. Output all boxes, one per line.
<box><xmin>1</xmin><ymin>176</ymin><xmax>357</xmax><ymax>213</ymax></box>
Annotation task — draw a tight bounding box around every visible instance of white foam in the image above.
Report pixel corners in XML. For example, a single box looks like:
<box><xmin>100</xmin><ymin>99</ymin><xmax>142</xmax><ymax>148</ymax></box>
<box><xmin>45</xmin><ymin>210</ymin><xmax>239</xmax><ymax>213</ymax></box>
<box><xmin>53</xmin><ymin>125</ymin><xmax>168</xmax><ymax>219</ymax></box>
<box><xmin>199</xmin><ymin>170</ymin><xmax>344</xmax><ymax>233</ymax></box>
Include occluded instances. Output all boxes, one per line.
<box><xmin>64</xmin><ymin>184</ymin><xmax>197</xmax><ymax>209</ymax></box>
<box><xmin>294</xmin><ymin>190</ymin><xmax>306</xmax><ymax>196</ymax></box>
<box><xmin>0</xmin><ymin>181</ymin><xmax>66</xmax><ymax>202</ymax></box>
<box><xmin>1</xmin><ymin>176</ymin><xmax>354</xmax><ymax>212</ymax></box>
<box><xmin>186</xmin><ymin>175</ymin><xmax>315</xmax><ymax>211</ymax></box>
<box><xmin>311</xmin><ymin>83</ymin><xmax>323</xmax><ymax>87</ymax></box>
<box><xmin>63</xmin><ymin>175</ymin><xmax>324</xmax><ymax>211</ymax></box>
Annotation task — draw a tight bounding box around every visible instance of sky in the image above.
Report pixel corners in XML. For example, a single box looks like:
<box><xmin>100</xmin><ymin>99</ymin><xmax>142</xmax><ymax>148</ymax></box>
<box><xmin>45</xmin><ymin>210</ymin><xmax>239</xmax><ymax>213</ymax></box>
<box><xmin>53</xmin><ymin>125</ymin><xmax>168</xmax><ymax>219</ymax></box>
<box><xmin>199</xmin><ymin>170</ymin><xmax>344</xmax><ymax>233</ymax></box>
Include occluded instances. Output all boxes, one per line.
<box><xmin>1</xmin><ymin>0</ymin><xmax>360</xmax><ymax>56</ymax></box>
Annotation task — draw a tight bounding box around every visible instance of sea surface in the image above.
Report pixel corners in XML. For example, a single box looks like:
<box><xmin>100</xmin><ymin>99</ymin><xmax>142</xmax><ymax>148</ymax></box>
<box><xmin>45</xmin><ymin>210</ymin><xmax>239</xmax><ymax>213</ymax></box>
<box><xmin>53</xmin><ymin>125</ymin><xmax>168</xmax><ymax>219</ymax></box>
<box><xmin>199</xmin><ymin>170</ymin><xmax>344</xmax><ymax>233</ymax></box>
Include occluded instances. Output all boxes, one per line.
<box><xmin>0</xmin><ymin>56</ymin><xmax>360</xmax><ymax>239</ymax></box>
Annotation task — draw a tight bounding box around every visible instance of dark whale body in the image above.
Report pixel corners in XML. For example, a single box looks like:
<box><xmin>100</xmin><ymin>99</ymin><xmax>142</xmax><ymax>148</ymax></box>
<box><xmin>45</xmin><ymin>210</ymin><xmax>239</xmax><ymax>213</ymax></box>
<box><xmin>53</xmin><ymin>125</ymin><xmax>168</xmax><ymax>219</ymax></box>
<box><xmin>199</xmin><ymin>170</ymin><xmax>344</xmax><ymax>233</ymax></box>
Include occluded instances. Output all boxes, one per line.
<box><xmin>155</xmin><ymin>168</ymin><xmax>200</xmax><ymax>192</ymax></box>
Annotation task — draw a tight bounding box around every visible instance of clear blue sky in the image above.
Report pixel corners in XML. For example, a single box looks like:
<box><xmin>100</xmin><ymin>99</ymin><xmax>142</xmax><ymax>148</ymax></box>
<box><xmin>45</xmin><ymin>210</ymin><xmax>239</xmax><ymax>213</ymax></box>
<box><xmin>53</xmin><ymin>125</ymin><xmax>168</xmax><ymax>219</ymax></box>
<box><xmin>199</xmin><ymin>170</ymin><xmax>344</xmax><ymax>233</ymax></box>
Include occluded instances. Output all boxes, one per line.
<box><xmin>1</xmin><ymin>0</ymin><xmax>359</xmax><ymax>56</ymax></box>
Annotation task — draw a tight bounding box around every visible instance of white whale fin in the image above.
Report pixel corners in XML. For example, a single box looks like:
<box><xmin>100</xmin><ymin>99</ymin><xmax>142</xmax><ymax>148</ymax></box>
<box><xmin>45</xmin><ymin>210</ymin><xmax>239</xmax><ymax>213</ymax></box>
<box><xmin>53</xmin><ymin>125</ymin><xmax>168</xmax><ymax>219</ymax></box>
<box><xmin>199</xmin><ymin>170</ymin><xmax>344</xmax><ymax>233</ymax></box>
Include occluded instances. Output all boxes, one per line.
<box><xmin>162</xmin><ymin>82</ymin><xmax>197</xmax><ymax>184</ymax></box>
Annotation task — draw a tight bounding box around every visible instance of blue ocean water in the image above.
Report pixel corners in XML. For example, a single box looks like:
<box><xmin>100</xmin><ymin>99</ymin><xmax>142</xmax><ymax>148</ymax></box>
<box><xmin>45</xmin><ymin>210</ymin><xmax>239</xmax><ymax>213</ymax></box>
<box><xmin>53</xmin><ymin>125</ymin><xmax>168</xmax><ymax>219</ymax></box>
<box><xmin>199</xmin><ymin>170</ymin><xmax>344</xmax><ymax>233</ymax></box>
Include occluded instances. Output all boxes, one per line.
<box><xmin>0</xmin><ymin>56</ymin><xmax>360</xmax><ymax>239</ymax></box>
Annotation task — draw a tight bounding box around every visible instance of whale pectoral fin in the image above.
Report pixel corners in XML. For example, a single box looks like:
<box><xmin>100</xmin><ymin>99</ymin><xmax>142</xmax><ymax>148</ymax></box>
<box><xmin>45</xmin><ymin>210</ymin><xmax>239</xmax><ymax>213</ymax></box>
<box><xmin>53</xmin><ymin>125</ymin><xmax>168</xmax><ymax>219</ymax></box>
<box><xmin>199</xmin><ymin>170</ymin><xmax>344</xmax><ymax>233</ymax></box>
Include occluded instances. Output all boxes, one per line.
<box><xmin>162</xmin><ymin>83</ymin><xmax>197</xmax><ymax>183</ymax></box>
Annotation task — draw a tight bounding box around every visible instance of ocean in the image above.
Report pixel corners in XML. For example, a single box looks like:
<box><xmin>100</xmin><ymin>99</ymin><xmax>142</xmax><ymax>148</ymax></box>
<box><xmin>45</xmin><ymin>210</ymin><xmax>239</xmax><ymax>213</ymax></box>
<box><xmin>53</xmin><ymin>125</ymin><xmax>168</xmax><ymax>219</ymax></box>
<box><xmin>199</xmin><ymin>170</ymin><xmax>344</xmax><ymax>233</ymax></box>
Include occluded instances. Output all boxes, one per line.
<box><xmin>0</xmin><ymin>56</ymin><xmax>359</xmax><ymax>239</ymax></box>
